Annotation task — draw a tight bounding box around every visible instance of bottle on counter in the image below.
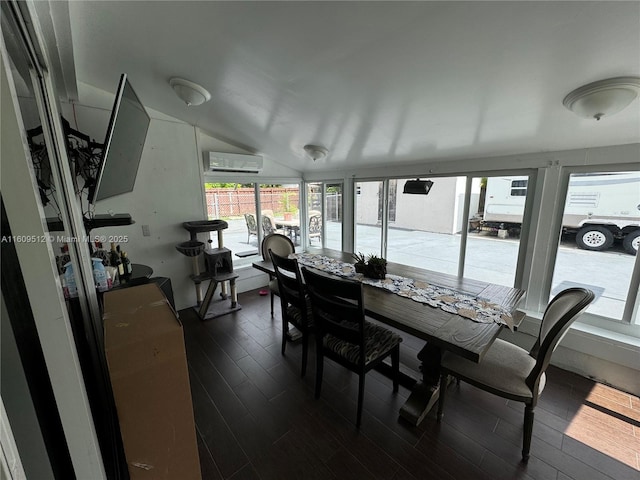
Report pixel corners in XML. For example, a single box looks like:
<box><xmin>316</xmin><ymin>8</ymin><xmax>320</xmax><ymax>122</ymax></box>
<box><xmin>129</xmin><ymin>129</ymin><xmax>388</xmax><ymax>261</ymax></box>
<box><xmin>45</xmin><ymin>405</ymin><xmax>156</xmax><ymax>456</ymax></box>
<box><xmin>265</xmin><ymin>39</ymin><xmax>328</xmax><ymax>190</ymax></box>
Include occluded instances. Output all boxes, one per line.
<box><xmin>109</xmin><ymin>242</ymin><xmax>119</xmax><ymax>266</ymax></box>
<box><xmin>115</xmin><ymin>244</ymin><xmax>125</xmax><ymax>278</ymax></box>
<box><xmin>92</xmin><ymin>258</ymin><xmax>110</xmax><ymax>292</ymax></box>
<box><xmin>120</xmin><ymin>251</ymin><xmax>132</xmax><ymax>280</ymax></box>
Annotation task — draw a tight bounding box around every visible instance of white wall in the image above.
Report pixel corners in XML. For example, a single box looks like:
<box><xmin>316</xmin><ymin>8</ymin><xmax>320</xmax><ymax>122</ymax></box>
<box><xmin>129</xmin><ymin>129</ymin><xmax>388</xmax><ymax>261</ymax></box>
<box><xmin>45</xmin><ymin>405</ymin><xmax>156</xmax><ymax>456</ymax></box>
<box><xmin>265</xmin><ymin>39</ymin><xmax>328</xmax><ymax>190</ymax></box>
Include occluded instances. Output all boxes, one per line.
<box><xmin>394</xmin><ymin>177</ymin><xmax>460</xmax><ymax>233</ymax></box>
<box><xmin>88</xmin><ymin>119</ymin><xmax>204</xmax><ymax>310</ymax></box>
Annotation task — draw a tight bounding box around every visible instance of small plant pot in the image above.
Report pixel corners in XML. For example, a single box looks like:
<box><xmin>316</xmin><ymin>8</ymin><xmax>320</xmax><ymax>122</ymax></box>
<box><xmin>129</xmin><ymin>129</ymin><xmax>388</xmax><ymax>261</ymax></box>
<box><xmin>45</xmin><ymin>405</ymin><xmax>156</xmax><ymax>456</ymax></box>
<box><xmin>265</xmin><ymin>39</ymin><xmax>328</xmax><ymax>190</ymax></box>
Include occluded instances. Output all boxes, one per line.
<box><xmin>364</xmin><ymin>264</ymin><xmax>386</xmax><ymax>279</ymax></box>
<box><xmin>354</xmin><ymin>262</ymin><xmax>366</xmax><ymax>274</ymax></box>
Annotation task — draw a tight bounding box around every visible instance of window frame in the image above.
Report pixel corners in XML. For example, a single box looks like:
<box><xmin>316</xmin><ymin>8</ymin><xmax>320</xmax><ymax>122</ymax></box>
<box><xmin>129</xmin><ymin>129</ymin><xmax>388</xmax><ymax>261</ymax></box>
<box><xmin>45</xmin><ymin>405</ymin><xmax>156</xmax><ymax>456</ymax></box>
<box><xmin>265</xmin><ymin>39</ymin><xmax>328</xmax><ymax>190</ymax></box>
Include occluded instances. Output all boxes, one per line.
<box><xmin>548</xmin><ymin>165</ymin><xmax>640</xmax><ymax>326</ymax></box>
<box><xmin>200</xmin><ymin>177</ymin><xmax>302</xmax><ymax>266</ymax></box>
<box><xmin>307</xmin><ymin>160</ymin><xmax>639</xmax><ymax>335</ymax></box>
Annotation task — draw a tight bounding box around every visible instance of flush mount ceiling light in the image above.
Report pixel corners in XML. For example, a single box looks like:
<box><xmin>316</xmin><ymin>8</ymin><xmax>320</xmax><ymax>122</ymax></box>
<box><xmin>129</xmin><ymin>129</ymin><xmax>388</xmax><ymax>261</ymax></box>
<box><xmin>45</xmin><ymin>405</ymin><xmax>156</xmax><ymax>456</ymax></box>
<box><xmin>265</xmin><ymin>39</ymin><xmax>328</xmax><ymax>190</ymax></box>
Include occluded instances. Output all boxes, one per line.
<box><xmin>562</xmin><ymin>76</ymin><xmax>640</xmax><ymax>121</ymax></box>
<box><xmin>169</xmin><ymin>77</ymin><xmax>211</xmax><ymax>106</ymax></box>
<box><xmin>304</xmin><ymin>144</ymin><xmax>329</xmax><ymax>161</ymax></box>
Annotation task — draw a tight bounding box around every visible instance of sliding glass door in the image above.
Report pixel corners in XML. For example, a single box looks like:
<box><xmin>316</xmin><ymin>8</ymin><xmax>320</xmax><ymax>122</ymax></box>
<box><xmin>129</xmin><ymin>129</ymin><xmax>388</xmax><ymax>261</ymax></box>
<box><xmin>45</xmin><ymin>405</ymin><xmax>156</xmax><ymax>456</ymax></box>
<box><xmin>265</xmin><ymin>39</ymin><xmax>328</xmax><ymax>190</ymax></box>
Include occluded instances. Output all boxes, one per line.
<box><xmin>306</xmin><ymin>182</ymin><xmax>343</xmax><ymax>250</ymax></box>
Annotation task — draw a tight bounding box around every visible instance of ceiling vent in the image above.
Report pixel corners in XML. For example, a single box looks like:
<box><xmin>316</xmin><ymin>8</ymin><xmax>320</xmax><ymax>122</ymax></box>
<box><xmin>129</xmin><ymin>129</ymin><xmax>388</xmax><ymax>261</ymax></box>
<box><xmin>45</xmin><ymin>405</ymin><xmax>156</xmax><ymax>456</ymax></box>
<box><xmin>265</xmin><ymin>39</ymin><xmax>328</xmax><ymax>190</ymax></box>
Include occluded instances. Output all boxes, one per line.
<box><xmin>205</xmin><ymin>152</ymin><xmax>263</xmax><ymax>173</ymax></box>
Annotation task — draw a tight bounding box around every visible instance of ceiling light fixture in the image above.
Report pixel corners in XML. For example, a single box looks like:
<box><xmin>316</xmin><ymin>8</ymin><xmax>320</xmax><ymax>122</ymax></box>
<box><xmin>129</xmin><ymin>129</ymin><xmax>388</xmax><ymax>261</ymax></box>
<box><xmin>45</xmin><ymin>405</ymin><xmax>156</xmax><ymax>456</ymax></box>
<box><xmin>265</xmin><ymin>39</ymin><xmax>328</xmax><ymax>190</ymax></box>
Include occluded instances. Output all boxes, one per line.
<box><xmin>169</xmin><ymin>77</ymin><xmax>211</xmax><ymax>106</ymax></box>
<box><xmin>562</xmin><ymin>76</ymin><xmax>640</xmax><ymax>121</ymax></box>
<box><xmin>304</xmin><ymin>144</ymin><xmax>329</xmax><ymax>161</ymax></box>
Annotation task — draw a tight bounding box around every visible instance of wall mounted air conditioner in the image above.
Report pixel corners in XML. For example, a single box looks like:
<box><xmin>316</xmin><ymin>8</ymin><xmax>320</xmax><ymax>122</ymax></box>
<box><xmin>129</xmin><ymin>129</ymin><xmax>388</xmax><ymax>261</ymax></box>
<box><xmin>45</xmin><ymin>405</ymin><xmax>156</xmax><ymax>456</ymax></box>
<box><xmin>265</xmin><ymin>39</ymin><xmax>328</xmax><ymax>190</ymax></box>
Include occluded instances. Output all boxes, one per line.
<box><xmin>205</xmin><ymin>152</ymin><xmax>263</xmax><ymax>173</ymax></box>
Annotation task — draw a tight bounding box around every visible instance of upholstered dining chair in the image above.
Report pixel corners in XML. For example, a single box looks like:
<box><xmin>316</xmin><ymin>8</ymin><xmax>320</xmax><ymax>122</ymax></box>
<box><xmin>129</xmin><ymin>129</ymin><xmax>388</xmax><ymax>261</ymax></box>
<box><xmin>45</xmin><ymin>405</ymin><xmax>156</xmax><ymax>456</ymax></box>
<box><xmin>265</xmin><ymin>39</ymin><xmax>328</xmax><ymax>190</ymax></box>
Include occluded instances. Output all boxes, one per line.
<box><xmin>261</xmin><ymin>233</ymin><xmax>295</xmax><ymax>316</ymax></box>
<box><xmin>301</xmin><ymin>266</ymin><xmax>402</xmax><ymax>427</ymax></box>
<box><xmin>437</xmin><ymin>287</ymin><xmax>595</xmax><ymax>461</ymax></box>
<box><xmin>244</xmin><ymin>213</ymin><xmax>258</xmax><ymax>244</ymax></box>
<box><xmin>269</xmin><ymin>250</ymin><xmax>313</xmax><ymax>377</ymax></box>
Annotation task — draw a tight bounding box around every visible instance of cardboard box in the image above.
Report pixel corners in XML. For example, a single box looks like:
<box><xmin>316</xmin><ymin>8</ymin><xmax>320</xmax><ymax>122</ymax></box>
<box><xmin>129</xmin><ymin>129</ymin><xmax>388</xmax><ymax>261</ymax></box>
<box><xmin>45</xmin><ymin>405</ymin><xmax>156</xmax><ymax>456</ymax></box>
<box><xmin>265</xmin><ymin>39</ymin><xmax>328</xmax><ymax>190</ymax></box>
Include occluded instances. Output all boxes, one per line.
<box><xmin>104</xmin><ymin>284</ymin><xmax>201</xmax><ymax>480</ymax></box>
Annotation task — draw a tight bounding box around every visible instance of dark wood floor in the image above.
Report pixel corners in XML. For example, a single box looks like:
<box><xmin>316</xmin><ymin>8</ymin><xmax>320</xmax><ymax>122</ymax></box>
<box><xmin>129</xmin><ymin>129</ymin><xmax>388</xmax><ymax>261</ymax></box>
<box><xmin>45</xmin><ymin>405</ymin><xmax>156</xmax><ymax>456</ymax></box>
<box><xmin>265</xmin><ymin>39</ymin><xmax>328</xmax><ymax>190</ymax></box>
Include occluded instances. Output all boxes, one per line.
<box><xmin>180</xmin><ymin>289</ymin><xmax>640</xmax><ymax>480</ymax></box>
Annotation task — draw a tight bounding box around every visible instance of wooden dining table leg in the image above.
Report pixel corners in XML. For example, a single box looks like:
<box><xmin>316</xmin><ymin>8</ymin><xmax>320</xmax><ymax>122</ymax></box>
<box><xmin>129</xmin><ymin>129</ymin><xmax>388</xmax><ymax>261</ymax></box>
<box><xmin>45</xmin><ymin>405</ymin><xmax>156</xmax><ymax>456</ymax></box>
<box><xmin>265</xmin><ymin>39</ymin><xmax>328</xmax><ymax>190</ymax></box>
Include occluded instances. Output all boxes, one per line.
<box><xmin>399</xmin><ymin>342</ymin><xmax>442</xmax><ymax>426</ymax></box>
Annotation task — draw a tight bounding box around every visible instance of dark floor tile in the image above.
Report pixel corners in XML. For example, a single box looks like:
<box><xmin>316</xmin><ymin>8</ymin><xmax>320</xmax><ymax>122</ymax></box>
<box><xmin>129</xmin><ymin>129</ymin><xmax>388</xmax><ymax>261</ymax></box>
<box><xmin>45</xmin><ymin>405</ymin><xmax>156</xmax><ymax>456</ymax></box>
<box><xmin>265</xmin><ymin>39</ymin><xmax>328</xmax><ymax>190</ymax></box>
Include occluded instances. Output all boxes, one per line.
<box><xmin>236</xmin><ymin>353</ymin><xmax>285</xmax><ymax>400</ymax></box>
<box><xmin>227</xmin><ymin>463</ymin><xmax>261</xmax><ymax>480</ymax></box>
<box><xmin>325</xmin><ymin>449</ymin><xmax>382</xmax><ymax>480</ymax></box>
<box><xmin>561</xmin><ymin>436</ymin><xmax>639</xmax><ymax>480</ymax></box>
<box><xmin>197</xmin><ymin>428</ymin><xmax>223</xmax><ymax>480</ymax></box>
<box><xmin>186</xmin><ymin>343</ymin><xmax>248</xmax><ymax>420</ymax></box>
<box><xmin>190</xmin><ymin>375</ymin><xmax>249</xmax><ymax>478</ymax></box>
<box><xmin>251</xmin><ymin>429</ymin><xmax>337</xmax><ymax>480</ymax></box>
<box><xmin>181</xmin><ymin>290</ymin><xmax>638</xmax><ymax>480</ymax></box>
<box><xmin>478</xmin><ymin>450</ymin><xmax>538</xmax><ymax>480</ymax></box>
<box><xmin>529</xmin><ymin>436</ymin><xmax>618</xmax><ymax>480</ymax></box>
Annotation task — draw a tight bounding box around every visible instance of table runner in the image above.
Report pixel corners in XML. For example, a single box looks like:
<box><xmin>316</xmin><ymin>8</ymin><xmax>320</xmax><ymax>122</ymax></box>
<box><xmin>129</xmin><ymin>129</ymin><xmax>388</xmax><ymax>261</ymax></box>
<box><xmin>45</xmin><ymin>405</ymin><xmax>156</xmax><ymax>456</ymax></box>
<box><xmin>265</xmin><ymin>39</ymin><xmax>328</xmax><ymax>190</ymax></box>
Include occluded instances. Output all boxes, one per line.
<box><xmin>292</xmin><ymin>253</ymin><xmax>514</xmax><ymax>330</ymax></box>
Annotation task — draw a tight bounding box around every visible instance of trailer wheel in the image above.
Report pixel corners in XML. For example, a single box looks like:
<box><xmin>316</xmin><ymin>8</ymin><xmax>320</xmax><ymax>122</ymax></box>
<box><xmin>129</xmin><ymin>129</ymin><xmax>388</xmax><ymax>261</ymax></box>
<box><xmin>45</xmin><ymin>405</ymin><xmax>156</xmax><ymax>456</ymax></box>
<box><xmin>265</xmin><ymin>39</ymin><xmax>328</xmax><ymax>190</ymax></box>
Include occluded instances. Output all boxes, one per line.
<box><xmin>622</xmin><ymin>229</ymin><xmax>640</xmax><ymax>255</ymax></box>
<box><xmin>576</xmin><ymin>226</ymin><xmax>614</xmax><ymax>251</ymax></box>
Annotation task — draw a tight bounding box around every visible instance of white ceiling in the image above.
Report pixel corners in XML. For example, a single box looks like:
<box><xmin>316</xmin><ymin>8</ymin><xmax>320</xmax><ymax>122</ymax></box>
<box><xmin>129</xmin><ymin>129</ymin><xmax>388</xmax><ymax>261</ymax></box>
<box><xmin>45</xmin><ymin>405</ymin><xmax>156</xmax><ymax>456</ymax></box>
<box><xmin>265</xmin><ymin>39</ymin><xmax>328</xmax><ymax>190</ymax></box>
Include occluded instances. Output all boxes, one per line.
<box><xmin>61</xmin><ymin>1</ymin><xmax>640</xmax><ymax>173</ymax></box>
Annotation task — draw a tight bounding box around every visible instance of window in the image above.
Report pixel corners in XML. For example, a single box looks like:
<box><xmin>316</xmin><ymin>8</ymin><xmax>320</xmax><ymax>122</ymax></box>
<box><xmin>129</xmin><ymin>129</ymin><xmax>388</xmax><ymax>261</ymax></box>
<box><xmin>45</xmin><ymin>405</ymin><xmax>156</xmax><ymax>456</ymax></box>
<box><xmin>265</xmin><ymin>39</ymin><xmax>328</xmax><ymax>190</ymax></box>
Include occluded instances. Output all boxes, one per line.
<box><xmin>386</xmin><ymin>177</ymin><xmax>465</xmax><ymax>276</ymax></box>
<box><xmin>464</xmin><ymin>175</ymin><xmax>529</xmax><ymax>287</ymax></box>
<box><xmin>510</xmin><ymin>179</ymin><xmax>528</xmax><ymax>196</ymax></box>
<box><xmin>260</xmin><ymin>182</ymin><xmax>300</xmax><ymax>245</ymax></box>
<box><xmin>306</xmin><ymin>182</ymin><xmax>343</xmax><ymax>250</ymax></box>
<box><xmin>202</xmin><ymin>182</ymin><xmax>301</xmax><ymax>265</ymax></box>
<box><xmin>355</xmin><ymin>181</ymin><xmax>384</xmax><ymax>257</ymax></box>
<box><xmin>549</xmin><ymin>171</ymin><xmax>640</xmax><ymax>322</ymax></box>
<box><xmin>204</xmin><ymin>183</ymin><xmax>257</xmax><ymax>265</ymax></box>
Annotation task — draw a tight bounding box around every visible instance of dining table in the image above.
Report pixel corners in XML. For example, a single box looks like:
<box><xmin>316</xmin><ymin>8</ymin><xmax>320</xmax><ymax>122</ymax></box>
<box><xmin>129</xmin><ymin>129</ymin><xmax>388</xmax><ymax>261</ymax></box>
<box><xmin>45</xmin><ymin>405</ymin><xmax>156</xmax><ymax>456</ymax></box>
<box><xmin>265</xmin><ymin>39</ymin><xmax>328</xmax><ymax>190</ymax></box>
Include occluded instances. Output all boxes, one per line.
<box><xmin>252</xmin><ymin>247</ymin><xmax>525</xmax><ymax>426</ymax></box>
<box><xmin>274</xmin><ymin>218</ymin><xmax>301</xmax><ymax>243</ymax></box>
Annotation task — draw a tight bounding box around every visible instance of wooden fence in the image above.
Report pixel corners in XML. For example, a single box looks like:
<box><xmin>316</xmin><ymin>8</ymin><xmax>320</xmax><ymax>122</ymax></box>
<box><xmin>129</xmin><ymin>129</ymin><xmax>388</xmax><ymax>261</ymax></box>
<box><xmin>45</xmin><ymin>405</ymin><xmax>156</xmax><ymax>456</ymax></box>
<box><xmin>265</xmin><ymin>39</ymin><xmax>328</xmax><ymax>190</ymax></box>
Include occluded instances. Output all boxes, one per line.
<box><xmin>205</xmin><ymin>187</ymin><xmax>299</xmax><ymax>218</ymax></box>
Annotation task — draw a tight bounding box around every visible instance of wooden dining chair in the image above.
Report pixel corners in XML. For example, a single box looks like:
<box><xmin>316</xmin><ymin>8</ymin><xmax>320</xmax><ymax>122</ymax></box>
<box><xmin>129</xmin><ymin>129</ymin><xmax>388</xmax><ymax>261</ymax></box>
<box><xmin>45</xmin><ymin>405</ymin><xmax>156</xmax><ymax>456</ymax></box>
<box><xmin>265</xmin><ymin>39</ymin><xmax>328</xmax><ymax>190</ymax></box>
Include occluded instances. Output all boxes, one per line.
<box><xmin>301</xmin><ymin>266</ymin><xmax>402</xmax><ymax>427</ymax></box>
<box><xmin>261</xmin><ymin>233</ymin><xmax>295</xmax><ymax>316</ymax></box>
<box><xmin>269</xmin><ymin>250</ymin><xmax>313</xmax><ymax>377</ymax></box>
<box><xmin>437</xmin><ymin>287</ymin><xmax>595</xmax><ymax>461</ymax></box>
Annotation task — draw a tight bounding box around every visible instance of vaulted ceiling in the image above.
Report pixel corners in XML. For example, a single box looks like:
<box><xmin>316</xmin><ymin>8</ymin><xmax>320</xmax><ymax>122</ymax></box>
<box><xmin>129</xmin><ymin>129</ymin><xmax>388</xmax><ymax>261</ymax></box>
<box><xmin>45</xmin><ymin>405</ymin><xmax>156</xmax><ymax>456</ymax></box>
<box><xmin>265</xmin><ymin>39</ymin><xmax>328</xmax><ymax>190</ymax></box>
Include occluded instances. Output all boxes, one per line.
<box><xmin>49</xmin><ymin>1</ymin><xmax>640</xmax><ymax>173</ymax></box>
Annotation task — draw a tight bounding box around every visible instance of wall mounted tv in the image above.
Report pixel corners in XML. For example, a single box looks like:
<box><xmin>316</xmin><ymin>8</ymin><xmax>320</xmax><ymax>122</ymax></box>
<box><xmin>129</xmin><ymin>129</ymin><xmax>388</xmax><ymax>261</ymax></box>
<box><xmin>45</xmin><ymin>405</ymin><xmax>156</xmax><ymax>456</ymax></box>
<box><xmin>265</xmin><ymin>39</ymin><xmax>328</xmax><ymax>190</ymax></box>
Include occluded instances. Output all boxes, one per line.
<box><xmin>90</xmin><ymin>73</ymin><xmax>150</xmax><ymax>203</ymax></box>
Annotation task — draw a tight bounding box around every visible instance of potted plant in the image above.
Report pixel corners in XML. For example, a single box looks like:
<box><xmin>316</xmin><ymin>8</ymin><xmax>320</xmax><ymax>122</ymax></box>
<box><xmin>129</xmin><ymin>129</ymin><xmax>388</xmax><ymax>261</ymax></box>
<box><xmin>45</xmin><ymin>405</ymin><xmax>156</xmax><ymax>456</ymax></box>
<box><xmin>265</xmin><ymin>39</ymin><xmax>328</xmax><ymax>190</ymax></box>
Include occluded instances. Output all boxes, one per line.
<box><xmin>352</xmin><ymin>252</ymin><xmax>367</xmax><ymax>273</ymax></box>
<box><xmin>281</xmin><ymin>192</ymin><xmax>297</xmax><ymax>221</ymax></box>
<box><xmin>365</xmin><ymin>254</ymin><xmax>387</xmax><ymax>279</ymax></box>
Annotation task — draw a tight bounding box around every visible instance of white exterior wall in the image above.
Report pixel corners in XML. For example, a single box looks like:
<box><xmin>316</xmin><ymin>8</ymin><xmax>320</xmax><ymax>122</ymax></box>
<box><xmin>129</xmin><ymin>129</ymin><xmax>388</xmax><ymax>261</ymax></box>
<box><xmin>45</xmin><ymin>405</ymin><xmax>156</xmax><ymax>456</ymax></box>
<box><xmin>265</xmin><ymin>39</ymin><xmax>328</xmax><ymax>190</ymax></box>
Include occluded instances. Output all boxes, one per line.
<box><xmin>355</xmin><ymin>181</ymin><xmax>381</xmax><ymax>225</ymax></box>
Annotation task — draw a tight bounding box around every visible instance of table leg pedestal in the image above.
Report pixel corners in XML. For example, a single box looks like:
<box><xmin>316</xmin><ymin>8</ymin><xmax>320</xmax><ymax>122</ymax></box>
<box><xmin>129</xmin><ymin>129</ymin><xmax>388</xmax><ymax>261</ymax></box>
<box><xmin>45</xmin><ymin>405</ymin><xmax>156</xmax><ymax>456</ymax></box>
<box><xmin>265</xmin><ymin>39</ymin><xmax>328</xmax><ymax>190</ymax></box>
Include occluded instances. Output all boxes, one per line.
<box><xmin>399</xmin><ymin>343</ymin><xmax>442</xmax><ymax>426</ymax></box>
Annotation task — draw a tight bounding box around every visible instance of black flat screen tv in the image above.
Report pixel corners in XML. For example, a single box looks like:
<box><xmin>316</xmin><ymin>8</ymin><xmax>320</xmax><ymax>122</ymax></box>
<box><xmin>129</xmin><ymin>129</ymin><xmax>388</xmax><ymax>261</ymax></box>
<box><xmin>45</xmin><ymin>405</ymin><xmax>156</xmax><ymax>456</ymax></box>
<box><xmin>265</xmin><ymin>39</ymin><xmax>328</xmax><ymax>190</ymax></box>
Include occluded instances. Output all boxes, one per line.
<box><xmin>91</xmin><ymin>74</ymin><xmax>150</xmax><ymax>203</ymax></box>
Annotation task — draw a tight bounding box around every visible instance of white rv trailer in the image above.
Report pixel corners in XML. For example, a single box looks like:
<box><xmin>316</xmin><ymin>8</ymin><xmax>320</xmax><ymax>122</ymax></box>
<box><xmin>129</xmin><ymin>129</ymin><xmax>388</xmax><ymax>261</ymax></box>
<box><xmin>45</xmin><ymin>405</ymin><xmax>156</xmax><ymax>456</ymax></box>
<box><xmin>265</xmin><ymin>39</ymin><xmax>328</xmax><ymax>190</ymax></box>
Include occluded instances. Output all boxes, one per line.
<box><xmin>481</xmin><ymin>173</ymin><xmax>640</xmax><ymax>254</ymax></box>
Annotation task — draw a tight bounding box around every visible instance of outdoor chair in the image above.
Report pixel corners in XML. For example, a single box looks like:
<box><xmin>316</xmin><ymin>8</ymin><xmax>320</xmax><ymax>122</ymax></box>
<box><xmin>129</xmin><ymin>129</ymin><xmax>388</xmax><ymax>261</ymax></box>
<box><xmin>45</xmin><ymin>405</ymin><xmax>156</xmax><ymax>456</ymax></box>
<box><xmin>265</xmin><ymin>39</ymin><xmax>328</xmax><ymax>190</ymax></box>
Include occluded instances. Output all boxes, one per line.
<box><xmin>437</xmin><ymin>287</ymin><xmax>595</xmax><ymax>461</ymax></box>
<box><xmin>261</xmin><ymin>233</ymin><xmax>295</xmax><ymax>316</ymax></box>
<box><xmin>308</xmin><ymin>215</ymin><xmax>322</xmax><ymax>245</ymax></box>
<box><xmin>269</xmin><ymin>250</ymin><xmax>313</xmax><ymax>377</ymax></box>
<box><xmin>262</xmin><ymin>214</ymin><xmax>284</xmax><ymax>236</ymax></box>
<box><xmin>301</xmin><ymin>266</ymin><xmax>402</xmax><ymax>427</ymax></box>
<box><xmin>244</xmin><ymin>213</ymin><xmax>258</xmax><ymax>244</ymax></box>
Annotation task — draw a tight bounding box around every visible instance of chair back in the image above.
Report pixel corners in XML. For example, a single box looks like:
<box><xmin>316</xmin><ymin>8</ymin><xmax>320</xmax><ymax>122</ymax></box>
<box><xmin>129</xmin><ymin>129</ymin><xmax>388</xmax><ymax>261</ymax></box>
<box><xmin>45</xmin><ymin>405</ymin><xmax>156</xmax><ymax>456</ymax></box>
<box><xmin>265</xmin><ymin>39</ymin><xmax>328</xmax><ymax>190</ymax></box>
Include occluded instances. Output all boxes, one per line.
<box><xmin>301</xmin><ymin>267</ymin><xmax>365</xmax><ymax>357</ymax></box>
<box><xmin>269</xmin><ymin>250</ymin><xmax>306</xmax><ymax>312</ymax></box>
<box><xmin>245</xmin><ymin>213</ymin><xmax>257</xmax><ymax>233</ymax></box>
<box><xmin>262</xmin><ymin>215</ymin><xmax>277</xmax><ymax>235</ymax></box>
<box><xmin>526</xmin><ymin>287</ymin><xmax>594</xmax><ymax>394</ymax></box>
<box><xmin>309</xmin><ymin>215</ymin><xmax>322</xmax><ymax>242</ymax></box>
<box><xmin>261</xmin><ymin>233</ymin><xmax>294</xmax><ymax>261</ymax></box>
